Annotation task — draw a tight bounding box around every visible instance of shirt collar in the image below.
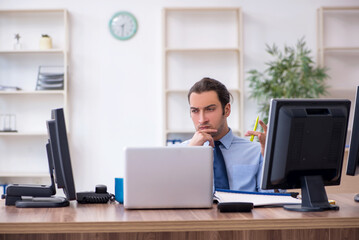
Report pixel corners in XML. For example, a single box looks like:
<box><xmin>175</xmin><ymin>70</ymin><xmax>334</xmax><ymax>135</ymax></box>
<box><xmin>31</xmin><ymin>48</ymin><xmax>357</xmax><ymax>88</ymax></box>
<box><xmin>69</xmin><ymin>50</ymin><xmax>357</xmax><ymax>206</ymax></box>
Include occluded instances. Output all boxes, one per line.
<box><xmin>218</xmin><ymin>128</ymin><xmax>233</xmax><ymax>150</ymax></box>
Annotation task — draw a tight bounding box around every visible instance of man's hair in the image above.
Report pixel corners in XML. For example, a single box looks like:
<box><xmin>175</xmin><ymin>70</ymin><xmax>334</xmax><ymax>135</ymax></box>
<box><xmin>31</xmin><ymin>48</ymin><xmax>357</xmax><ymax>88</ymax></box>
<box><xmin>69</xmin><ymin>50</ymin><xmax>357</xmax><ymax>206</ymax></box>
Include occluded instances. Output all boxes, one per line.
<box><xmin>188</xmin><ymin>77</ymin><xmax>232</xmax><ymax>114</ymax></box>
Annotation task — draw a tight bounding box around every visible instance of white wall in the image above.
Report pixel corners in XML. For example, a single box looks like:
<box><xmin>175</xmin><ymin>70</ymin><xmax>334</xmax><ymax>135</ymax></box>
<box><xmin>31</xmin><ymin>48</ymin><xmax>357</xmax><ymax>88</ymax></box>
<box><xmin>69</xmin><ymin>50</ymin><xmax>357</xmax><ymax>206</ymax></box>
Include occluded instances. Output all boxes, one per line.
<box><xmin>0</xmin><ymin>0</ymin><xmax>358</xmax><ymax>193</ymax></box>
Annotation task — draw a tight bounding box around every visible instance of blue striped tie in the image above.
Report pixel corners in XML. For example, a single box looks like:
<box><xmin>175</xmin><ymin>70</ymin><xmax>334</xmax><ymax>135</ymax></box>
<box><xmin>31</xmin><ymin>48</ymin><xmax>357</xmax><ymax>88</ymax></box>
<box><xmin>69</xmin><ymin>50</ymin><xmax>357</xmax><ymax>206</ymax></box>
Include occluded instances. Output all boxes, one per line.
<box><xmin>213</xmin><ymin>141</ymin><xmax>229</xmax><ymax>190</ymax></box>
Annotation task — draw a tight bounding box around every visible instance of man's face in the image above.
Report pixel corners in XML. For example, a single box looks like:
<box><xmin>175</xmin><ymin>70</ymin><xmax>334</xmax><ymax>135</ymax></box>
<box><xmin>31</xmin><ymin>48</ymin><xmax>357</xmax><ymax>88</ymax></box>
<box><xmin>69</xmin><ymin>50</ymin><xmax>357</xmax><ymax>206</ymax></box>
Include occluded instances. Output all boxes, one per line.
<box><xmin>189</xmin><ymin>91</ymin><xmax>230</xmax><ymax>140</ymax></box>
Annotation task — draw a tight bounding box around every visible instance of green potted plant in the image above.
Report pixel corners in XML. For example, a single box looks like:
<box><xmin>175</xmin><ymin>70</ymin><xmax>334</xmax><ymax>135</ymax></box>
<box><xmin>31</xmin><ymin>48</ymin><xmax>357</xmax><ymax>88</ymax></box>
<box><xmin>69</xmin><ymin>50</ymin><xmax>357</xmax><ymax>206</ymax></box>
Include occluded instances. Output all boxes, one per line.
<box><xmin>247</xmin><ymin>37</ymin><xmax>329</xmax><ymax>124</ymax></box>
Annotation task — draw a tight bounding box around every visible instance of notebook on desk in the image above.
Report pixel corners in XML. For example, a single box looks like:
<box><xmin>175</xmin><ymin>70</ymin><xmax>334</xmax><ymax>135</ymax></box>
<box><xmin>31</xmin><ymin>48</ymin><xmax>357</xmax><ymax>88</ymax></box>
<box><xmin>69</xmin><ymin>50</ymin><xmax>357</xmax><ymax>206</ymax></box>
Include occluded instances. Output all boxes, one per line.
<box><xmin>124</xmin><ymin>146</ymin><xmax>213</xmax><ymax>209</ymax></box>
<box><xmin>214</xmin><ymin>190</ymin><xmax>301</xmax><ymax>207</ymax></box>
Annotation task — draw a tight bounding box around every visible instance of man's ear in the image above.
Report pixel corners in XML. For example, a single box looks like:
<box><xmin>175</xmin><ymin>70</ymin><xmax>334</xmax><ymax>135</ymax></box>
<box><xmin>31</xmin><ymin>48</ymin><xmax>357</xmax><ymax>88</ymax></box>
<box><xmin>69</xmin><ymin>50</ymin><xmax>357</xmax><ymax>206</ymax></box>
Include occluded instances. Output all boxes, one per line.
<box><xmin>224</xmin><ymin>103</ymin><xmax>231</xmax><ymax>117</ymax></box>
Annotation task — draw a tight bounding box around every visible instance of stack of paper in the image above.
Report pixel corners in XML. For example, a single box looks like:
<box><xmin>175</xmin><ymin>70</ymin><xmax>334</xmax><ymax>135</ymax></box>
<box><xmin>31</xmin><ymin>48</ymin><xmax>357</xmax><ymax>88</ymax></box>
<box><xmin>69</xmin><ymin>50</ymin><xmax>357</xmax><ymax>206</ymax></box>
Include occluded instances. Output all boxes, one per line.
<box><xmin>214</xmin><ymin>190</ymin><xmax>301</xmax><ymax>207</ymax></box>
<box><xmin>36</xmin><ymin>66</ymin><xmax>64</xmax><ymax>90</ymax></box>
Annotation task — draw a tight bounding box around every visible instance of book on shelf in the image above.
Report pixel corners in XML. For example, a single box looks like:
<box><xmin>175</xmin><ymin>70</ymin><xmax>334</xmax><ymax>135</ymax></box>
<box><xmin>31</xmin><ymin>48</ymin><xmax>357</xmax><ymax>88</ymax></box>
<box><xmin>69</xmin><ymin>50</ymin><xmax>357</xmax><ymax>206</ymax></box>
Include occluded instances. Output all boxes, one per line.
<box><xmin>214</xmin><ymin>189</ymin><xmax>301</xmax><ymax>207</ymax></box>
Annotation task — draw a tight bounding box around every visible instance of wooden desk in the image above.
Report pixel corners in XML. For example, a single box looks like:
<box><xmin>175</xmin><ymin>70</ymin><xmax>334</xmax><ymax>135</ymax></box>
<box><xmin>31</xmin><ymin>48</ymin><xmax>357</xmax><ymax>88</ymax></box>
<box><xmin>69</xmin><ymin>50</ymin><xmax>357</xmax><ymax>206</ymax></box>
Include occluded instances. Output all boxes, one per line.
<box><xmin>327</xmin><ymin>150</ymin><xmax>359</xmax><ymax>194</ymax></box>
<box><xmin>1</xmin><ymin>193</ymin><xmax>359</xmax><ymax>240</ymax></box>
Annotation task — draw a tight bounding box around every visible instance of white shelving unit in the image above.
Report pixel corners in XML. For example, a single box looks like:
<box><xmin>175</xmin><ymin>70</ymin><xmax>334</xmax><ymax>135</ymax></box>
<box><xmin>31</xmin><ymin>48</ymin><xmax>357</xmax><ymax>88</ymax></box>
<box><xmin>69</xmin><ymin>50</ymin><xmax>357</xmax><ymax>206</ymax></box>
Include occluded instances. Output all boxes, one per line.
<box><xmin>162</xmin><ymin>7</ymin><xmax>243</xmax><ymax>145</ymax></box>
<box><xmin>317</xmin><ymin>6</ymin><xmax>359</xmax><ymax>130</ymax></box>
<box><xmin>0</xmin><ymin>9</ymin><xmax>68</xmax><ymax>182</ymax></box>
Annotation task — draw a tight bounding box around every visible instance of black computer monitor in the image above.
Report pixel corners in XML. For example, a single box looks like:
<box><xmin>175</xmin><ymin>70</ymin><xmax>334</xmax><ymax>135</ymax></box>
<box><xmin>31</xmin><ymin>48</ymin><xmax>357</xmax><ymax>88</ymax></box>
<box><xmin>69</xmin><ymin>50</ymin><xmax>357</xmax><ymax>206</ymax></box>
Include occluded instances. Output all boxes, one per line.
<box><xmin>261</xmin><ymin>99</ymin><xmax>350</xmax><ymax>212</ymax></box>
<box><xmin>47</xmin><ymin>108</ymin><xmax>76</xmax><ymax>202</ymax></box>
<box><xmin>346</xmin><ymin>86</ymin><xmax>359</xmax><ymax>202</ymax></box>
<box><xmin>4</xmin><ymin>108</ymin><xmax>76</xmax><ymax>207</ymax></box>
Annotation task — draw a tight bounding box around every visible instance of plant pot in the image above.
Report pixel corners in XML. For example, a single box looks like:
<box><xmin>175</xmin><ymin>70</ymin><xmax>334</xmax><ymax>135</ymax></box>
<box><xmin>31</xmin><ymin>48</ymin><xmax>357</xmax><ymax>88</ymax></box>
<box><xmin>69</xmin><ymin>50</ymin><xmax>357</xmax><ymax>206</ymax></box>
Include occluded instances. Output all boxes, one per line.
<box><xmin>39</xmin><ymin>36</ymin><xmax>52</xmax><ymax>49</ymax></box>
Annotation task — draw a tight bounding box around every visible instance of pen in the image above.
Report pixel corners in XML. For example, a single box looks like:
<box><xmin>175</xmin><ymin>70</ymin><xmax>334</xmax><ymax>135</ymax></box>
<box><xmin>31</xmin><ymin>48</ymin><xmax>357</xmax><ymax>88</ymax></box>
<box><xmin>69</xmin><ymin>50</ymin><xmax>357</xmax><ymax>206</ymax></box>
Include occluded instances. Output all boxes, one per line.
<box><xmin>250</xmin><ymin>116</ymin><xmax>259</xmax><ymax>142</ymax></box>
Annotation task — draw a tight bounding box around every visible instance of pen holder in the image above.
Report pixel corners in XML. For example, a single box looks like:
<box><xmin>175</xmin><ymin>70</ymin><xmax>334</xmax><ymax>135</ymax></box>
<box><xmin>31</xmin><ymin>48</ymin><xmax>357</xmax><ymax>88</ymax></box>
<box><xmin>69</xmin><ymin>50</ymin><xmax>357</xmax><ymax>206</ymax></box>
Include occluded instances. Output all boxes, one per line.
<box><xmin>115</xmin><ymin>178</ymin><xmax>124</xmax><ymax>204</ymax></box>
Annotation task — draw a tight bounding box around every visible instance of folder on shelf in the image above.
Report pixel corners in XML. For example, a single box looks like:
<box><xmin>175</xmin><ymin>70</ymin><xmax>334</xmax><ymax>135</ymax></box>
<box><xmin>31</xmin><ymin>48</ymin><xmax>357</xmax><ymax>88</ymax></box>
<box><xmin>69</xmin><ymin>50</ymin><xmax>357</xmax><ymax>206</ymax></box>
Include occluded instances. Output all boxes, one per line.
<box><xmin>38</xmin><ymin>75</ymin><xmax>64</xmax><ymax>83</ymax></box>
<box><xmin>214</xmin><ymin>189</ymin><xmax>301</xmax><ymax>207</ymax></box>
<box><xmin>37</xmin><ymin>82</ymin><xmax>64</xmax><ymax>89</ymax></box>
<box><xmin>36</xmin><ymin>66</ymin><xmax>64</xmax><ymax>90</ymax></box>
<box><xmin>38</xmin><ymin>73</ymin><xmax>64</xmax><ymax>80</ymax></box>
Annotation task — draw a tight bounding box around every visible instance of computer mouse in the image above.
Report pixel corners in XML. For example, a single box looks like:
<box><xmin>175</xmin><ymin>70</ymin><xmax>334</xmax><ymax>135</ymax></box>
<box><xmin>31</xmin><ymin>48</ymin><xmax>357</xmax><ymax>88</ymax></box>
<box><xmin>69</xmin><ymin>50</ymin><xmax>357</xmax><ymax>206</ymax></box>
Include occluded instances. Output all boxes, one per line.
<box><xmin>217</xmin><ymin>202</ymin><xmax>253</xmax><ymax>212</ymax></box>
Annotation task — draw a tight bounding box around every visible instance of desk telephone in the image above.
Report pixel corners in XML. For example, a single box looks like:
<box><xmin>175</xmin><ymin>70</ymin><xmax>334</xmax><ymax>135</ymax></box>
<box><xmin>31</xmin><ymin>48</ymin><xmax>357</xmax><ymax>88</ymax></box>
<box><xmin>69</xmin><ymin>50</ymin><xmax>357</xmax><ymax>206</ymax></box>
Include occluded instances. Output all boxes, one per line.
<box><xmin>77</xmin><ymin>184</ymin><xmax>115</xmax><ymax>204</ymax></box>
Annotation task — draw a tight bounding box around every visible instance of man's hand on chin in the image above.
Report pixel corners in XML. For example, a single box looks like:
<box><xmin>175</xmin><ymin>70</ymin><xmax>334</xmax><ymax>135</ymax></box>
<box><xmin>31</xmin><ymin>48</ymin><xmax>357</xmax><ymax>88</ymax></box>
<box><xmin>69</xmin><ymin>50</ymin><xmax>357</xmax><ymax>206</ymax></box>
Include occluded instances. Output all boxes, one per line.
<box><xmin>189</xmin><ymin>128</ymin><xmax>217</xmax><ymax>147</ymax></box>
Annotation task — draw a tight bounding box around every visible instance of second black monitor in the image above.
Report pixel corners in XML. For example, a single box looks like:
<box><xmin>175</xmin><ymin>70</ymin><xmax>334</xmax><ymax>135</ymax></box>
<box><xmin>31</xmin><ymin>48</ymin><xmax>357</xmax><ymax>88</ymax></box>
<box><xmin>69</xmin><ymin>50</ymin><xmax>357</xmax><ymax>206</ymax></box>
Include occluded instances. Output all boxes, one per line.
<box><xmin>261</xmin><ymin>99</ymin><xmax>350</xmax><ymax>212</ymax></box>
<box><xmin>346</xmin><ymin>86</ymin><xmax>359</xmax><ymax>202</ymax></box>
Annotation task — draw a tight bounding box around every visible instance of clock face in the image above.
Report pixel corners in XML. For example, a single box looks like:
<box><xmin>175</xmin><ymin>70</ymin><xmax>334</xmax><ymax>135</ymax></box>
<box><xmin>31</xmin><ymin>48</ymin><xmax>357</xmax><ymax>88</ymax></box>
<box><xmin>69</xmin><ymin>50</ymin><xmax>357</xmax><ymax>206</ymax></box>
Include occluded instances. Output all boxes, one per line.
<box><xmin>109</xmin><ymin>11</ymin><xmax>138</xmax><ymax>40</ymax></box>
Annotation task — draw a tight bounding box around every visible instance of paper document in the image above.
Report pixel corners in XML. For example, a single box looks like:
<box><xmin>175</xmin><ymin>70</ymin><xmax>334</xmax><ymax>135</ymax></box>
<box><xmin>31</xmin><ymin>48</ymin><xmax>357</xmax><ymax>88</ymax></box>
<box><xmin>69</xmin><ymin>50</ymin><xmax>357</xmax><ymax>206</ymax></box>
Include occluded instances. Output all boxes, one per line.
<box><xmin>214</xmin><ymin>190</ymin><xmax>301</xmax><ymax>207</ymax></box>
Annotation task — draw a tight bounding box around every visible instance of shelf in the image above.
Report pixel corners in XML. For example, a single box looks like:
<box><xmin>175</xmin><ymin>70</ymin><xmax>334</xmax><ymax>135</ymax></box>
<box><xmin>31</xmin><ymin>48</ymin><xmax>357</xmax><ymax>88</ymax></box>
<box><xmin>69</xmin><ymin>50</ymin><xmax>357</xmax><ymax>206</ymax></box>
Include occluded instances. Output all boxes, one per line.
<box><xmin>324</xmin><ymin>87</ymin><xmax>357</xmax><ymax>92</ymax></box>
<box><xmin>323</xmin><ymin>47</ymin><xmax>359</xmax><ymax>52</ymax></box>
<box><xmin>165</xmin><ymin>48</ymin><xmax>240</xmax><ymax>53</ymax></box>
<box><xmin>163</xmin><ymin>7</ymin><xmax>243</xmax><ymax>145</ymax></box>
<box><xmin>165</xmin><ymin>7</ymin><xmax>243</xmax><ymax>11</ymax></box>
<box><xmin>0</xmin><ymin>9</ymin><xmax>69</xmax><ymax>181</ymax></box>
<box><xmin>166</xmin><ymin>129</ymin><xmax>242</xmax><ymax>135</ymax></box>
<box><xmin>0</xmin><ymin>9</ymin><xmax>67</xmax><ymax>13</ymax></box>
<box><xmin>317</xmin><ymin>6</ymin><xmax>359</xmax><ymax>133</ymax></box>
<box><xmin>321</xmin><ymin>6</ymin><xmax>359</xmax><ymax>11</ymax></box>
<box><xmin>166</xmin><ymin>129</ymin><xmax>194</xmax><ymax>134</ymax></box>
<box><xmin>0</xmin><ymin>130</ymin><xmax>70</xmax><ymax>136</ymax></box>
<box><xmin>0</xmin><ymin>49</ymin><xmax>65</xmax><ymax>54</ymax></box>
<box><xmin>0</xmin><ymin>132</ymin><xmax>47</xmax><ymax>136</ymax></box>
<box><xmin>0</xmin><ymin>90</ymin><xmax>65</xmax><ymax>95</ymax></box>
<box><xmin>0</xmin><ymin>172</ymin><xmax>49</xmax><ymax>178</ymax></box>
<box><xmin>166</xmin><ymin>89</ymin><xmax>241</xmax><ymax>94</ymax></box>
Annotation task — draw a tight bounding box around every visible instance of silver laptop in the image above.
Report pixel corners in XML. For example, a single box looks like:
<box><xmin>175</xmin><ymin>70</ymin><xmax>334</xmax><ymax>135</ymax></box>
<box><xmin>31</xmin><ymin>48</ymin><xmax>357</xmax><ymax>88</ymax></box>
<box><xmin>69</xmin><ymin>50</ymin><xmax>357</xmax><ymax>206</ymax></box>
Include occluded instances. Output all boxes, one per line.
<box><xmin>124</xmin><ymin>146</ymin><xmax>213</xmax><ymax>209</ymax></box>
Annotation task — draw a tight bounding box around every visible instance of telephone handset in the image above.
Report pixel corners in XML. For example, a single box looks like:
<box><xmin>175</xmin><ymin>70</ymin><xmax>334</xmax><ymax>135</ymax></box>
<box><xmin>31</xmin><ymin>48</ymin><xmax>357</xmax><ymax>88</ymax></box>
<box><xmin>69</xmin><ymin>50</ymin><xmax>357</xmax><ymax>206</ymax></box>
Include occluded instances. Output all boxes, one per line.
<box><xmin>76</xmin><ymin>184</ymin><xmax>115</xmax><ymax>204</ymax></box>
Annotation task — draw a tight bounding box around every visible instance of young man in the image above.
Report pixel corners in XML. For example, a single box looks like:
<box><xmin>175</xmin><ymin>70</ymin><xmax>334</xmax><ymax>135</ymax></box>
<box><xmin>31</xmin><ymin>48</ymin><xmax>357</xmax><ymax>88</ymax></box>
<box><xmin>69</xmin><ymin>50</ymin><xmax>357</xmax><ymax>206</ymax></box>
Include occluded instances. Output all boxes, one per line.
<box><xmin>184</xmin><ymin>77</ymin><xmax>268</xmax><ymax>192</ymax></box>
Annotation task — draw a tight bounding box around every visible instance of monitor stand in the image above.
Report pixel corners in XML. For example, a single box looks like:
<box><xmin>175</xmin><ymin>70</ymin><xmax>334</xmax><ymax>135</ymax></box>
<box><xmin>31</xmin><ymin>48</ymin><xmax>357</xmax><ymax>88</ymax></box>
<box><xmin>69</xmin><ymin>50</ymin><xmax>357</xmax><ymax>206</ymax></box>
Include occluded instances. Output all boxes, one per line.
<box><xmin>4</xmin><ymin>143</ymin><xmax>66</xmax><ymax>208</ymax></box>
<box><xmin>5</xmin><ymin>183</ymin><xmax>56</xmax><ymax>206</ymax></box>
<box><xmin>284</xmin><ymin>175</ymin><xmax>339</xmax><ymax>212</ymax></box>
<box><xmin>15</xmin><ymin>196</ymin><xmax>69</xmax><ymax>208</ymax></box>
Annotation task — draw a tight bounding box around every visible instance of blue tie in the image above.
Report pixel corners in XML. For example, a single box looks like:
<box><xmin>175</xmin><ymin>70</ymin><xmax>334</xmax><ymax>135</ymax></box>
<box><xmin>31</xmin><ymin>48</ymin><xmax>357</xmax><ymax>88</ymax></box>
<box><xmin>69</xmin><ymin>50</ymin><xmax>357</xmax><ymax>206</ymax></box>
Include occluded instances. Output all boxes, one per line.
<box><xmin>213</xmin><ymin>141</ymin><xmax>229</xmax><ymax>190</ymax></box>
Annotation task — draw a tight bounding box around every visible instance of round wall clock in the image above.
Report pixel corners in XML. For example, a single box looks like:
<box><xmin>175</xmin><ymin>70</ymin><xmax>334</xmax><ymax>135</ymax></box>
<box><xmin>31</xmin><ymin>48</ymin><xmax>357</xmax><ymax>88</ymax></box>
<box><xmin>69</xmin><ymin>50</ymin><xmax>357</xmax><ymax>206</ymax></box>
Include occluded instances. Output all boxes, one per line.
<box><xmin>109</xmin><ymin>11</ymin><xmax>138</xmax><ymax>40</ymax></box>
